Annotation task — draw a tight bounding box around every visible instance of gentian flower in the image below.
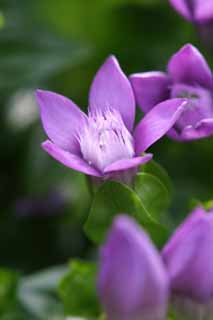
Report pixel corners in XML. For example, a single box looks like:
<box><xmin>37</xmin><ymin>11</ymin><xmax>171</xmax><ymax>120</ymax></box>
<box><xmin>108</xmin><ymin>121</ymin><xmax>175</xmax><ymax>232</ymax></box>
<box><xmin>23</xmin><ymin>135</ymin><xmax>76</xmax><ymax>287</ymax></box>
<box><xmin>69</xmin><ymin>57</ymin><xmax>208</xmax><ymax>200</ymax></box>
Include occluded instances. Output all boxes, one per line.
<box><xmin>169</xmin><ymin>0</ymin><xmax>213</xmax><ymax>24</ymax></box>
<box><xmin>36</xmin><ymin>56</ymin><xmax>185</xmax><ymax>182</ymax></box>
<box><xmin>169</xmin><ymin>1</ymin><xmax>213</xmax><ymax>49</ymax></box>
<box><xmin>162</xmin><ymin>207</ymin><xmax>213</xmax><ymax>319</ymax></box>
<box><xmin>98</xmin><ymin>215</ymin><xmax>169</xmax><ymax>320</ymax></box>
<box><xmin>130</xmin><ymin>44</ymin><xmax>213</xmax><ymax>141</ymax></box>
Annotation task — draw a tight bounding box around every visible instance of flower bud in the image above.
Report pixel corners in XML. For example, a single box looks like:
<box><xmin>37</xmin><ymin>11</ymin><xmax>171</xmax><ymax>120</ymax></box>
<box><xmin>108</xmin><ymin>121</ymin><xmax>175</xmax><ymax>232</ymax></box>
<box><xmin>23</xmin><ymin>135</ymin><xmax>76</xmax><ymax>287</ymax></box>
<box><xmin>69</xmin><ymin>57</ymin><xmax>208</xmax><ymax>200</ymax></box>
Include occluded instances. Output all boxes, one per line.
<box><xmin>162</xmin><ymin>207</ymin><xmax>213</xmax><ymax>319</ymax></box>
<box><xmin>98</xmin><ymin>215</ymin><xmax>169</xmax><ymax>320</ymax></box>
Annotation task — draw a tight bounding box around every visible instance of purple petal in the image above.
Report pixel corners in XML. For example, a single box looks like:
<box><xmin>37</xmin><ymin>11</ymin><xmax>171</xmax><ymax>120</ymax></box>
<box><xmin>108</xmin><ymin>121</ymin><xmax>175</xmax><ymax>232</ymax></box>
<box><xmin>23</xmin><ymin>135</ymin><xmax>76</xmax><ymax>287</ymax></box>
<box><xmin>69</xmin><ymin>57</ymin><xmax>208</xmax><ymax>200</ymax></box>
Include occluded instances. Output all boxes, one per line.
<box><xmin>167</xmin><ymin>128</ymin><xmax>182</xmax><ymax>141</ymax></box>
<box><xmin>36</xmin><ymin>90</ymin><xmax>87</xmax><ymax>154</ymax></box>
<box><xmin>169</xmin><ymin>0</ymin><xmax>193</xmax><ymax>21</ymax></box>
<box><xmin>130</xmin><ymin>72</ymin><xmax>170</xmax><ymax>112</ymax></box>
<box><xmin>104</xmin><ymin>154</ymin><xmax>153</xmax><ymax>174</ymax></box>
<box><xmin>170</xmin><ymin>83</ymin><xmax>213</xmax><ymax>130</ymax></box>
<box><xmin>162</xmin><ymin>207</ymin><xmax>213</xmax><ymax>303</ymax></box>
<box><xmin>194</xmin><ymin>1</ymin><xmax>213</xmax><ymax>22</ymax></box>
<box><xmin>180</xmin><ymin>118</ymin><xmax>213</xmax><ymax>140</ymax></box>
<box><xmin>134</xmin><ymin>98</ymin><xmax>186</xmax><ymax>155</ymax></box>
<box><xmin>42</xmin><ymin>140</ymin><xmax>102</xmax><ymax>177</ymax></box>
<box><xmin>89</xmin><ymin>56</ymin><xmax>135</xmax><ymax>131</ymax></box>
<box><xmin>162</xmin><ymin>207</ymin><xmax>206</xmax><ymax>261</ymax></box>
<box><xmin>98</xmin><ymin>215</ymin><xmax>169</xmax><ymax>320</ymax></box>
<box><xmin>167</xmin><ymin>44</ymin><xmax>213</xmax><ymax>89</ymax></box>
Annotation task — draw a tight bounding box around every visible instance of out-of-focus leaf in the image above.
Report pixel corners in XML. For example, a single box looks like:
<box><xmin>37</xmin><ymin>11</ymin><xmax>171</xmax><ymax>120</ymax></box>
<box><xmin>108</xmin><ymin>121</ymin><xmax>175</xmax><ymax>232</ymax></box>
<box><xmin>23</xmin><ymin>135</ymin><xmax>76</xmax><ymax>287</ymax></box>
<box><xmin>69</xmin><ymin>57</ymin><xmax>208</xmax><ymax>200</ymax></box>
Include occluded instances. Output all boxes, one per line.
<box><xmin>0</xmin><ymin>12</ymin><xmax>5</xmax><ymax>29</ymax></box>
<box><xmin>134</xmin><ymin>172</ymin><xmax>171</xmax><ymax>220</ymax></box>
<box><xmin>0</xmin><ymin>1</ymin><xmax>90</xmax><ymax>93</ymax></box>
<box><xmin>84</xmin><ymin>181</ymin><xmax>168</xmax><ymax>247</ymax></box>
<box><xmin>18</xmin><ymin>266</ymin><xmax>67</xmax><ymax>319</ymax></box>
<box><xmin>0</xmin><ymin>268</ymin><xmax>19</xmax><ymax>315</ymax></box>
<box><xmin>202</xmin><ymin>200</ymin><xmax>213</xmax><ymax>211</ymax></box>
<box><xmin>58</xmin><ymin>260</ymin><xmax>100</xmax><ymax>318</ymax></box>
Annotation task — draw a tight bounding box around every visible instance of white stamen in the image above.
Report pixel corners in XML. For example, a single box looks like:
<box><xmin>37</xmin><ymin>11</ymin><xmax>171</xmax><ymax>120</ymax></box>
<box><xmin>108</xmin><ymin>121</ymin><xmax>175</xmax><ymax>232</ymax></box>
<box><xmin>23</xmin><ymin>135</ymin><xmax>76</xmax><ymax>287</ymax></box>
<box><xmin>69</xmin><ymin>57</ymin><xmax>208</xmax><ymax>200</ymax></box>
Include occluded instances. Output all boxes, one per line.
<box><xmin>79</xmin><ymin>109</ymin><xmax>134</xmax><ymax>172</ymax></box>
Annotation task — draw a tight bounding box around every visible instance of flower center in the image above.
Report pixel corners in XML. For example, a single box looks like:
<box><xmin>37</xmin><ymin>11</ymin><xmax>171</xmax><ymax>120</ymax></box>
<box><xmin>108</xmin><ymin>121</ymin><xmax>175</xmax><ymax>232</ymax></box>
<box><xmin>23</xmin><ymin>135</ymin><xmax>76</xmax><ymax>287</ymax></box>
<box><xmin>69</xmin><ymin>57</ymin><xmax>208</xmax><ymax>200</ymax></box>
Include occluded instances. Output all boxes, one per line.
<box><xmin>171</xmin><ymin>83</ymin><xmax>213</xmax><ymax>130</ymax></box>
<box><xmin>79</xmin><ymin>109</ymin><xmax>135</xmax><ymax>172</ymax></box>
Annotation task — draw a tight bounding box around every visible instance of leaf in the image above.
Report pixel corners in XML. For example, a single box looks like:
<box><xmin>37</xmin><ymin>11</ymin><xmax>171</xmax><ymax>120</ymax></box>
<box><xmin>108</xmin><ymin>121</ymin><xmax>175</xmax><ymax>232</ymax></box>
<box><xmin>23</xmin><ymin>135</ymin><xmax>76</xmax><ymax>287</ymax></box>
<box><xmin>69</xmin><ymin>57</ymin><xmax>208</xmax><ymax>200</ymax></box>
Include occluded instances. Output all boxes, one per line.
<box><xmin>58</xmin><ymin>260</ymin><xmax>100</xmax><ymax>318</ymax></box>
<box><xmin>0</xmin><ymin>268</ymin><xmax>19</xmax><ymax>315</ymax></box>
<box><xmin>142</xmin><ymin>159</ymin><xmax>172</xmax><ymax>195</ymax></box>
<box><xmin>84</xmin><ymin>180</ymin><xmax>168</xmax><ymax>247</ymax></box>
<box><xmin>134</xmin><ymin>172</ymin><xmax>171</xmax><ymax>220</ymax></box>
<box><xmin>18</xmin><ymin>266</ymin><xmax>67</xmax><ymax>319</ymax></box>
<box><xmin>0</xmin><ymin>2</ymin><xmax>90</xmax><ymax>92</ymax></box>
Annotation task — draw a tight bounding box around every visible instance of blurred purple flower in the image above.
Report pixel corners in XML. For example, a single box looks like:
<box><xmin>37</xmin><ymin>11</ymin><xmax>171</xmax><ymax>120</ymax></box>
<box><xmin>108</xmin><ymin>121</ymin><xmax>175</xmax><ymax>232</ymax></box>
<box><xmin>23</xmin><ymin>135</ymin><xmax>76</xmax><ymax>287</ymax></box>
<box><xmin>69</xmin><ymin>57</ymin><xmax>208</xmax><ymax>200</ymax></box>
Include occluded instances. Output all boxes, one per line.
<box><xmin>36</xmin><ymin>56</ymin><xmax>185</xmax><ymax>181</ymax></box>
<box><xmin>130</xmin><ymin>44</ymin><xmax>213</xmax><ymax>141</ymax></box>
<box><xmin>98</xmin><ymin>215</ymin><xmax>169</xmax><ymax>320</ymax></box>
<box><xmin>169</xmin><ymin>0</ymin><xmax>213</xmax><ymax>23</ymax></box>
<box><xmin>169</xmin><ymin>1</ymin><xmax>213</xmax><ymax>49</ymax></box>
<box><xmin>162</xmin><ymin>206</ymin><xmax>213</xmax><ymax>319</ymax></box>
<box><xmin>15</xmin><ymin>191</ymin><xmax>65</xmax><ymax>218</ymax></box>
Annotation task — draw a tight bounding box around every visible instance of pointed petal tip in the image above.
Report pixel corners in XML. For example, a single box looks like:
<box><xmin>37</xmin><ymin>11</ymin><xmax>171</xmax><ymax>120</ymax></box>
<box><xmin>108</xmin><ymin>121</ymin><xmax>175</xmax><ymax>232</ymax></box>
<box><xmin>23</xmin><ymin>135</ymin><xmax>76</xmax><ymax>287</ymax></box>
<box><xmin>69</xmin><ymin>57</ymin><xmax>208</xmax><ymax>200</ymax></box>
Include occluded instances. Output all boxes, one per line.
<box><xmin>168</xmin><ymin>43</ymin><xmax>213</xmax><ymax>89</ymax></box>
<box><xmin>134</xmin><ymin>98</ymin><xmax>187</xmax><ymax>154</ymax></box>
<box><xmin>35</xmin><ymin>89</ymin><xmax>48</xmax><ymax>100</ymax></box>
<box><xmin>89</xmin><ymin>54</ymin><xmax>135</xmax><ymax>131</ymax></box>
<box><xmin>41</xmin><ymin>140</ymin><xmax>102</xmax><ymax>177</ymax></box>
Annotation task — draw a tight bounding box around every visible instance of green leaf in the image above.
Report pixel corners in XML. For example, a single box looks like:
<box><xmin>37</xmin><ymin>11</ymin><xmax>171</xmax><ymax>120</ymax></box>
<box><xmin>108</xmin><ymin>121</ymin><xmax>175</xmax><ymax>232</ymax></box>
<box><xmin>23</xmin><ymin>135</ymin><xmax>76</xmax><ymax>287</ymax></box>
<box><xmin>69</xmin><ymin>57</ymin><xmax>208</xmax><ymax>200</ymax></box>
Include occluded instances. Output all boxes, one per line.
<box><xmin>142</xmin><ymin>159</ymin><xmax>172</xmax><ymax>196</ymax></box>
<box><xmin>134</xmin><ymin>172</ymin><xmax>171</xmax><ymax>220</ymax></box>
<box><xmin>0</xmin><ymin>268</ymin><xmax>19</xmax><ymax>315</ymax></box>
<box><xmin>18</xmin><ymin>266</ymin><xmax>67</xmax><ymax>319</ymax></box>
<box><xmin>84</xmin><ymin>181</ymin><xmax>168</xmax><ymax>247</ymax></box>
<box><xmin>58</xmin><ymin>260</ymin><xmax>101</xmax><ymax>318</ymax></box>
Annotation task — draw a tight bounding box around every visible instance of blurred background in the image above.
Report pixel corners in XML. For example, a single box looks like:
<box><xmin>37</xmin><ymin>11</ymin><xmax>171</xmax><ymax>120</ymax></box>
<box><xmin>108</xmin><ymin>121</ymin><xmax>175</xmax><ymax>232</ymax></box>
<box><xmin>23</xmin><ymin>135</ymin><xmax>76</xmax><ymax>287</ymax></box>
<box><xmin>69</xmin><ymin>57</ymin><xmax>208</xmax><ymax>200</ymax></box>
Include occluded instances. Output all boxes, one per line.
<box><xmin>0</xmin><ymin>0</ymin><xmax>213</xmax><ymax>275</ymax></box>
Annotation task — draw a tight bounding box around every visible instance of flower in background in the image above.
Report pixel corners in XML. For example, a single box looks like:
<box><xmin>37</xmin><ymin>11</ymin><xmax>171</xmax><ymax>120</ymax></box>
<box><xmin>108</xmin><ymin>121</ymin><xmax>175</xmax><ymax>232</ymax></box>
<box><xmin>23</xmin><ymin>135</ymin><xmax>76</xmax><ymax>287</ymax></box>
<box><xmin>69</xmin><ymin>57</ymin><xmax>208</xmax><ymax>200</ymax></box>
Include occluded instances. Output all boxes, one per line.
<box><xmin>169</xmin><ymin>1</ymin><xmax>213</xmax><ymax>49</ymax></box>
<box><xmin>169</xmin><ymin>0</ymin><xmax>213</xmax><ymax>23</ymax></box>
<box><xmin>162</xmin><ymin>206</ymin><xmax>213</xmax><ymax>319</ymax></box>
<box><xmin>98</xmin><ymin>215</ymin><xmax>169</xmax><ymax>320</ymax></box>
<box><xmin>15</xmin><ymin>191</ymin><xmax>65</xmax><ymax>218</ymax></box>
<box><xmin>36</xmin><ymin>56</ymin><xmax>185</xmax><ymax>182</ymax></box>
<box><xmin>130</xmin><ymin>44</ymin><xmax>213</xmax><ymax>141</ymax></box>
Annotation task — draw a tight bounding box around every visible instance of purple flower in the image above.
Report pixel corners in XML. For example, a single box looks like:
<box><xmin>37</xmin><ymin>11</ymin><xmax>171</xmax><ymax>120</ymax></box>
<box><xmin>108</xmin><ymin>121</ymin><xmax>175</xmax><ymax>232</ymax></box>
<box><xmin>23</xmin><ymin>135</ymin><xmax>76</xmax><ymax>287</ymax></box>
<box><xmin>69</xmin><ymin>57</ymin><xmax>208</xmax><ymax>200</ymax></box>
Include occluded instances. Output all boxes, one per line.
<box><xmin>169</xmin><ymin>0</ymin><xmax>213</xmax><ymax>24</ymax></box>
<box><xmin>15</xmin><ymin>191</ymin><xmax>65</xmax><ymax>218</ymax></box>
<box><xmin>169</xmin><ymin>1</ymin><xmax>213</xmax><ymax>50</ymax></box>
<box><xmin>162</xmin><ymin>207</ymin><xmax>213</xmax><ymax>319</ymax></box>
<box><xmin>98</xmin><ymin>215</ymin><xmax>169</xmax><ymax>320</ymax></box>
<box><xmin>130</xmin><ymin>44</ymin><xmax>213</xmax><ymax>141</ymax></box>
<box><xmin>36</xmin><ymin>56</ymin><xmax>185</xmax><ymax>181</ymax></box>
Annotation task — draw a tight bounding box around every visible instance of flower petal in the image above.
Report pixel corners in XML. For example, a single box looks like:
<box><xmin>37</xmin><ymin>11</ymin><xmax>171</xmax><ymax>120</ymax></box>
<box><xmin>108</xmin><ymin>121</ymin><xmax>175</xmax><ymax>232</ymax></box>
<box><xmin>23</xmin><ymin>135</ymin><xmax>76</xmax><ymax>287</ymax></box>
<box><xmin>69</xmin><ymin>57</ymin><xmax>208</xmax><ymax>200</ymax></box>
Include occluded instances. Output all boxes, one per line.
<box><xmin>89</xmin><ymin>55</ymin><xmax>135</xmax><ymax>131</ymax></box>
<box><xmin>134</xmin><ymin>98</ymin><xmax>186</xmax><ymax>155</ymax></box>
<box><xmin>180</xmin><ymin>118</ymin><xmax>213</xmax><ymax>140</ymax></box>
<box><xmin>169</xmin><ymin>0</ymin><xmax>193</xmax><ymax>21</ymax></box>
<box><xmin>167</xmin><ymin>128</ymin><xmax>182</xmax><ymax>141</ymax></box>
<box><xmin>162</xmin><ymin>207</ymin><xmax>206</xmax><ymax>262</ymax></box>
<box><xmin>42</xmin><ymin>140</ymin><xmax>102</xmax><ymax>177</ymax></box>
<box><xmin>104</xmin><ymin>154</ymin><xmax>153</xmax><ymax>174</ymax></box>
<box><xmin>130</xmin><ymin>72</ymin><xmax>170</xmax><ymax>112</ymax></box>
<box><xmin>36</xmin><ymin>90</ymin><xmax>87</xmax><ymax>154</ymax></box>
<box><xmin>162</xmin><ymin>207</ymin><xmax>213</xmax><ymax>303</ymax></box>
<box><xmin>167</xmin><ymin>44</ymin><xmax>213</xmax><ymax>89</ymax></box>
<box><xmin>98</xmin><ymin>215</ymin><xmax>169</xmax><ymax>320</ymax></box>
<box><xmin>194</xmin><ymin>0</ymin><xmax>213</xmax><ymax>22</ymax></box>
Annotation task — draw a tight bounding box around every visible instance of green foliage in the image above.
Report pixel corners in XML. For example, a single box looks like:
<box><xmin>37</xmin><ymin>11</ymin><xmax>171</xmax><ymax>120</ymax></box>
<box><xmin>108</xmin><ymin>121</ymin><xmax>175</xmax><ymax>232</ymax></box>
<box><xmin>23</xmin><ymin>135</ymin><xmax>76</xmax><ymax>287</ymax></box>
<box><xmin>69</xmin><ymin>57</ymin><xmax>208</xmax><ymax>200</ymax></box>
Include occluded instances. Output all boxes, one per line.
<box><xmin>0</xmin><ymin>269</ymin><xmax>19</xmax><ymax>315</ymax></box>
<box><xmin>18</xmin><ymin>266</ymin><xmax>66</xmax><ymax>319</ymax></box>
<box><xmin>84</xmin><ymin>180</ymin><xmax>169</xmax><ymax>247</ymax></box>
<box><xmin>0</xmin><ymin>266</ymin><xmax>67</xmax><ymax>320</ymax></box>
<box><xmin>58</xmin><ymin>260</ymin><xmax>101</xmax><ymax>318</ymax></box>
<box><xmin>134</xmin><ymin>172</ymin><xmax>171</xmax><ymax>220</ymax></box>
<box><xmin>142</xmin><ymin>159</ymin><xmax>173</xmax><ymax>196</ymax></box>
